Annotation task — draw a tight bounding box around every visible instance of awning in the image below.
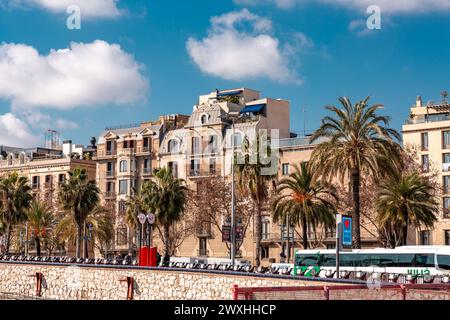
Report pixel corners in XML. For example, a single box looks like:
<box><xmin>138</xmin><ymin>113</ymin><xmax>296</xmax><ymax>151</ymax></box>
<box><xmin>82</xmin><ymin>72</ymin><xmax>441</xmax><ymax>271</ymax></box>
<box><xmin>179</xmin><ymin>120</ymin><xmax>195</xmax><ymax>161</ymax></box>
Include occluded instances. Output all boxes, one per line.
<box><xmin>217</xmin><ymin>90</ymin><xmax>242</xmax><ymax>97</ymax></box>
<box><xmin>239</xmin><ymin>104</ymin><xmax>266</xmax><ymax>114</ymax></box>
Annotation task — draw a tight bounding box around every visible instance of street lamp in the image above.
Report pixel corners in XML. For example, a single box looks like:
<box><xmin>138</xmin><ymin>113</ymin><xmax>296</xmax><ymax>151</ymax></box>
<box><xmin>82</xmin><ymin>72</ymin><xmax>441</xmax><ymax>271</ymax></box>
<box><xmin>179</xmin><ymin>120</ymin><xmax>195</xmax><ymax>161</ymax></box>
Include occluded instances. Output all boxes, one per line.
<box><xmin>218</xmin><ymin>112</ymin><xmax>238</xmax><ymax>266</ymax></box>
<box><xmin>138</xmin><ymin>212</ymin><xmax>156</xmax><ymax>250</ymax></box>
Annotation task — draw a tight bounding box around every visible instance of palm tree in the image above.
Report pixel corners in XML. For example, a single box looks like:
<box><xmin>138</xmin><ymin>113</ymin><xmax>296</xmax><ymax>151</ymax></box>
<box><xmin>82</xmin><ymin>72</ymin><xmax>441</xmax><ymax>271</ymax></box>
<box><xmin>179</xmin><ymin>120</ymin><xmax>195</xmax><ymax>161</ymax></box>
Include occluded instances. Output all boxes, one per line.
<box><xmin>235</xmin><ymin>134</ymin><xmax>277</xmax><ymax>267</ymax></box>
<box><xmin>375</xmin><ymin>172</ymin><xmax>438</xmax><ymax>247</ymax></box>
<box><xmin>141</xmin><ymin>168</ymin><xmax>186</xmax><ymax>264</ymax></box>
<box><xmin>0</xmin><ymin>172</ymin><xmax>33</xmax><ymax>254</ymax></box>
<box><xmin>58</xmin><ymin>168</ymin><xmax>100</xmax><ymax>258</ymax></box>
<box><xmin>310</xmin><ymin>97</ymin><xmax>401</xmax><ymax>248</ymax></box>
<box><xmin>272</xmin><ymin>162</ymin><xmax>337</xmax><ymax>249</ymax></box>
<box><xmin>26</xmin><ymin>201</ymin><xmax>55</xmax><ymax>256</ymax></box>
<box><xmin>56</xmin><ymin>205</ymin><xmax>113</xmax><ymax>257</ymax></box>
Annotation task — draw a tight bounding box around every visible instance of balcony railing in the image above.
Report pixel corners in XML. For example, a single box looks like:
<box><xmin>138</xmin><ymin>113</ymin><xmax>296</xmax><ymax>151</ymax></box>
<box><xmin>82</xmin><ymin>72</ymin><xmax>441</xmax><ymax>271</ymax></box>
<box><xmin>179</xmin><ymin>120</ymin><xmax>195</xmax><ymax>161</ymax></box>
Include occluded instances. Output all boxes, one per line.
<box><xmin>32</xmin><ymin>183</ymin><xmax>40</xmax><ymax>190</ymax></box>
<box><xmin>106</xmin><ymin>171</ymin><xmax>115</xmax><ymax>178</ymax></box>
<box><xmin>139</xmin><ymin>146</ymin><xmax>151</xmax><ymax>153</ymax></box>
<box><xmin>404</xmin><ymin>115</ymin><xmax>450</xmax><ymax>125</ymax></box>
<box><xmin>106</xmin><ymin>150</ymin><xmax>117</xmax><ymax>156</ymax></box>
<box><xmin>44</xmin><ymin>182</ymin><xmax>53</xmax><ymax>189</ymax></box>
<box><xmin>197</xmin><ymin>249</ymin><xmax>209</xmax><ymax>257</ymax></box>
<box><xmin>104</xmin><ymin>191</ymin><xmax>116</xmax><ymax>199</ymax></box>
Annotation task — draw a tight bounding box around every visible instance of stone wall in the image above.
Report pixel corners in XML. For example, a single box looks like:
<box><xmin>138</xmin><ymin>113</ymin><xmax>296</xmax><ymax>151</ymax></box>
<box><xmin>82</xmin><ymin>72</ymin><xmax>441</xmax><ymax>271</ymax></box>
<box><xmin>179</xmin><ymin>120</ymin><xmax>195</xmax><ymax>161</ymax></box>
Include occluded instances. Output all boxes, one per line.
<box><xmin>0</xmin><ymin>262</ymin><xmax>326</xmax><ymax>300</ymax></box>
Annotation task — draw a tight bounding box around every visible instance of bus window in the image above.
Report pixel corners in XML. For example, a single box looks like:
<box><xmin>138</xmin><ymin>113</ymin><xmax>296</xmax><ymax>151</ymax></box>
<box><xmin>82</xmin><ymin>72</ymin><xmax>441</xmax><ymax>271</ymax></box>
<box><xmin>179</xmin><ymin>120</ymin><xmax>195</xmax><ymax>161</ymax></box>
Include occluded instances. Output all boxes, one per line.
<box><xmin>296</xmin><ymin>254</ymin><xmax>320</xmax><ymax>267</ymax></box>
<box><xmin>321</xmin><ymin>254</ymin><xmax>336</xmax><ymax>266</ymax></box>
<box><xmin>371</xmin><ymin>254</ymin><xmax>396</xmax><ymax>267</ymax></box>
<box><xmin>340</xmin><ymin>254</ymin><xmax>354</xmax><ymax>267</ymax></box>
<box><xmin>396</xmin><ymin>254</ymin><xmax>415</xmax><ymax>267</ymax></box>
<box><xmin>350</xmin><ymin>254</ymin><xmax>371</xmax><ymax>267</ymax></box>
<box><xmin>414</xmin><ymin>254</ymin><xmax>435</xmax><ymax>268</ymax></box>
<box><xmin>437</xmin><ymin>255</ymin><xmax>450</xmax><ymax>270</ymax></box>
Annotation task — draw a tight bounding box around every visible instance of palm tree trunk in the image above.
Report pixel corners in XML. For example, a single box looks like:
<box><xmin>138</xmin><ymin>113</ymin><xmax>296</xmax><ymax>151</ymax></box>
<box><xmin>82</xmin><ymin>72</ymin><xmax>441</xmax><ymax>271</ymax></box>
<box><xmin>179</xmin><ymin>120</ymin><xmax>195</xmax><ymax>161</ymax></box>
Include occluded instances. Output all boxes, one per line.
<box><xmin>35</xmin><ymin>236</ymin><xmax>41</xmax><ymax>257</ymax></box>
<box><xmin>76</xmin><ymin>223</ymin><xmax>82</xmax><ymax>258</ymax></box>
<box><xmin>402</xmin><ymin>215</ymin><xmax>409</xmax><ymax>246</ymax></box>
<box><xmin>254</xmin><ymin>202</ymin><xmax>262</xmax><ymax>267</ymax></box>
<box><xmin>351</xmin><ymin>168</ymin><xmax>361</xmax><ymax>249</ymax></box>
<box><xmin>301</xmin><ymin>215</ymin><xmax>308</xmax><ymax>249</ymax></box>
<box><xmin>5</xmin><ymin>224</ymin><xmax>12</xmax><ymax>255</ymax></box>
<box><xmin>163</xmin><ymin>223</ymin><xmax>170</xmax><ymax>264</ymax></box>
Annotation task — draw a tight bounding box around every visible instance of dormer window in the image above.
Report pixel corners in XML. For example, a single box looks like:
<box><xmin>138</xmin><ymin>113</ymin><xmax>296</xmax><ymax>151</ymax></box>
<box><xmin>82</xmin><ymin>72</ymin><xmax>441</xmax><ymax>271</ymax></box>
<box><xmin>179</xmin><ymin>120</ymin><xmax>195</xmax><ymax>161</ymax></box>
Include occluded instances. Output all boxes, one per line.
<box><xmin>168</xmin><ymin>139</ymin><xmax>179</xmax><ymax>153</ymax></box>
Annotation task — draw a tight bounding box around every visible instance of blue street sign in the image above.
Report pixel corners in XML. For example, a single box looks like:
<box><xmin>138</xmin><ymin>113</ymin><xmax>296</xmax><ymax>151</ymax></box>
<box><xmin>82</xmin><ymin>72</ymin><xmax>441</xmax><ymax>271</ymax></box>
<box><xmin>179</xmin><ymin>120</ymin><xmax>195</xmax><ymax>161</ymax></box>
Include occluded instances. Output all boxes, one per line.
<box><xmin>342</xmin><ymin>216</ymin><xmax>352</xmax><ymax>247</ymax></box>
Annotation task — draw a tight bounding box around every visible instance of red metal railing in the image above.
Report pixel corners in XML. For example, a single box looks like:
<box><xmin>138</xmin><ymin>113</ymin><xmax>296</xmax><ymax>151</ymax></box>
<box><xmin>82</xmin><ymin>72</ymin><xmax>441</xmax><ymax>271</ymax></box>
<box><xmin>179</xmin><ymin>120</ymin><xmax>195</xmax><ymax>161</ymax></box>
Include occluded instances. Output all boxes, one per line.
<box><xmin>232</xmin><ymin>283</ymin><xmax>450</xmax><ymax>300</ymax></box>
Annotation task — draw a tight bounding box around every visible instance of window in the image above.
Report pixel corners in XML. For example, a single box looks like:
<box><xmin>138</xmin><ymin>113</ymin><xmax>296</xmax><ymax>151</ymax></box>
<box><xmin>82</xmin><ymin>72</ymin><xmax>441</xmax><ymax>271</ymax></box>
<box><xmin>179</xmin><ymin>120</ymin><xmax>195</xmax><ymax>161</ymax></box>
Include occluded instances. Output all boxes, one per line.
<box><xmin>421</xmin><ymin>154</ymin><xmax>429</xmax><ymax>172</ymax></box>
<box><xmin>282</xmin><ymin>163</ymin><xmax>290</xmax><ymax>175</ymax></box>
<box><xmin>421</xmin><ymin>132</ymin><xmax>429</xmax><ymax>150</ymax></box>
<box><xmin>445</xmin><ymin>230</ymin><xmax>450</xmax><ymax>245</ymax></box>
<box><xmin>130</xmin><ymin>159</ymin><xmax>136</xmax><ymax>172</ymax></box>
<box><xmin>143</xmin><ymin>137</ymin><xmax>151</xmax><ymax>149</ymax></box>
<box><xmin>199</xmin><ymin>238</ymin><xmax>208</xmax><ymax>256</ymax></box>
<box><xmin>106</xmin><ymin>140</ymin><xmax>114</xmax><ymax>152</ymax></box>
<box><xmin>201</xmin><ymin>114</ymin><xmax>209</xmax><ymax>125</ymax></box>
<box><xmin>168</xmin><ymin>139</ymin><xmax>179</xmax><ymax>153</ymax></box>
<box><xmin>444</xmin><ymin>153</ymin><xmax>450</xmax><ymax>164</ymax></box>
<box><xmin>232</xmin><ymin>133</ymin><xmax>242</xmax><ymax>147</ymax></box>
<box><xmin>261</xmin><ymin>246</ymin><xmax>269</xmax><ymax>260</ymax></box>
<box><xmin>116</xmin><ymin>228</ymin><xmax>128</xmax><ymax>246</ymax></box>
<box><xmin>168</xmin><ymin>162</ymin><xmax>178</xmax><ymax>178</ymax></box>
<box><xmin>107</xmin><ymin>161</ymin><xmax>114</xmax><ymax>173</ymax></box>
<box><xmin>123</xmin><ymin>140</ymin><xmax>135</xmax><ymax>149</ymax></box>
<box><xmin>419</xmin><ymin>230</ymin><xmax>431</xmax><ymax>245</ymax></box>
<box><xmin>444</xmin><ymin>198</ymin><xmax>450</xmax><ymax>218</ymax></box>
<box><xmin>58</xmin><ymin>174</ymin><xmax>66</xmax><ymax>184</ymax></box>
<box><xmin>192</xmin><ymin>137</ymin><xmax>200</xmax><ymax>154</ymax></box>
<box><xmin>7</xmin><ymin>154</ymin><xmax>12</xmax><ymax>166</ymax></box>
<box><xmin>119</xmin><ymin>160</ymin><xmax>128</xmax><ymax>172</ymax></box>
<box><xmin>443</xmin><ymin>131</ymin><xmax>450</xmax><ymax>149</ymax></box>
<box><xmin>444</xmin><ymin>176</ymin><xmax>450</xmax><ymax>193</ymax></box>
<box><xmin>437</xmin><ymin>255</ymin><xmax>450</xmax><ymax>270</ymax></box>
<box><xmin>209</xmin><ymin>158</ymin><xmax>216</xmax><ymax>175</ymax></box>
<box><xmin>106</xmin><ymin>182</ymin><xmax>114</xmax><ymax>192</ymax></box>
<box><xmin>119</xmin><ymin>180</ymin><xmax>129</xmax><ymax>194</ymax></box>
<box><xmin>296</xmin><ymin>254</ymin><xmax>320</xmax><ymax>267</ymax></box>
<box><xmin>415</xmin><ymin>254</ymin><xmax>435</xmax><ymax>267</ymax></box>
<box><xmin>144</xmin><ymin>159</ymin><xmax>151</xmax><ymax>173</ymax></box>
<box><xmin>19</xmin><ymin>153</ymin><xmax>25</xmax><ymax>164</ymax></box>
<box><xmin>32</xmin><ymin>176</ymin><xmax>40</xmax><ymax>189</ymax></box>
<box><xmin>208</xmin><ymin>135</ymin><xmax>218</xmax><ymax>154</ymax></box>
<box><xmin>190</xmin><ymin>159</ymin><xmax>200</xmax><ymax>176</ymax></box>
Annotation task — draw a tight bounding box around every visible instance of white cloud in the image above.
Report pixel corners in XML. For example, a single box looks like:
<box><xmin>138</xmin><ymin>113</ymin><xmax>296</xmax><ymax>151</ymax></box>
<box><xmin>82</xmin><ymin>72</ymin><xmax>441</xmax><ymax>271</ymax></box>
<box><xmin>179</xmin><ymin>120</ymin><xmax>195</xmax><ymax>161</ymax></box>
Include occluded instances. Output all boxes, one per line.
<box><xmin>0</xmin><ymin>40</ymin><xmax>149</xmax><ymax>110</ymax></box>
<box><xmin>186</xmin><ymin>9</ymin><xmax>302</xmax><ymax>83</ymax></box>
<box><xmin>234</xmin><ymin>0</ymin><xmax>450</xmax><ymax>14</ymax></box>
<box><xmin>0</xmin><ymin>113</ymin><xmax>40</xmax><ymax>147</ymax></box>
<box><xmin>6</xmin><ymin>0</ymin><xmax>122</xmax><ymax>18</ymax></box>
<box><xmin>55</xmin><ymin>118</ymin><xmax>79</xmax><ymax>130</ymax></box>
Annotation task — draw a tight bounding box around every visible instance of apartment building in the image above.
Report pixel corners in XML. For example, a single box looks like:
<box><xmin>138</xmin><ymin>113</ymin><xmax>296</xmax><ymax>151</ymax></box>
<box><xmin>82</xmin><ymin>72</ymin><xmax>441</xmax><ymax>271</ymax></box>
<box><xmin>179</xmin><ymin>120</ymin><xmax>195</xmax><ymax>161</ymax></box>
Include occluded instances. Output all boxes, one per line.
<box><xmin>94</xmin><ymin>115</ymin><xmax>189</xmax><ymax>256</ymax></box>
<box><xmin>0</xmin><ymin>142</ymin><xmax>96</xmax><ymax>255</ymax></box>
<box><xmin>402</xmin><ymin>95</ymin><xmax>450</xmax><ymax>246</ymax></box>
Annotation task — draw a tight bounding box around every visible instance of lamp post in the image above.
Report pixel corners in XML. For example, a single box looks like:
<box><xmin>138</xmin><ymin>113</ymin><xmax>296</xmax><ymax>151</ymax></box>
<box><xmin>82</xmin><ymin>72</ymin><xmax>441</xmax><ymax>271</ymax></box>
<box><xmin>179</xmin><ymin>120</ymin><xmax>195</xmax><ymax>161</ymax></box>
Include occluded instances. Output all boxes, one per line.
<box><xmin>218</xmin><ymin>112</ymin><xmax>237</xmax><ymax>266</ymax></box>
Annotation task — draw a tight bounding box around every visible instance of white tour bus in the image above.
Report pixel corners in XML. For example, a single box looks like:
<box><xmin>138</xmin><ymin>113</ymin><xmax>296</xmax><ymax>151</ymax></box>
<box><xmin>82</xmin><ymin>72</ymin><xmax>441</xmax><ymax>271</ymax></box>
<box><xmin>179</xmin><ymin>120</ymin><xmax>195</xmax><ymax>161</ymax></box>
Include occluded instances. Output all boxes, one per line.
<box><xmin>287</xmin><ymin>246</ymin><xmax>450</xmax><ymax>276</ymax></box>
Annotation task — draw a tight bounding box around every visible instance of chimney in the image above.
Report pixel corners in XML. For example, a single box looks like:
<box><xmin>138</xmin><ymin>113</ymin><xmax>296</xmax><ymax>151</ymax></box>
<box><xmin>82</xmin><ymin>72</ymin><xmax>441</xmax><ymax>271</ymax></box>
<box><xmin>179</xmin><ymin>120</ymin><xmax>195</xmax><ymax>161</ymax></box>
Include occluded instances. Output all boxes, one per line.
<box><xmin>416</xmin><ymin>96</ymin><xmax>423</xmax><ymax>107</ymax></box>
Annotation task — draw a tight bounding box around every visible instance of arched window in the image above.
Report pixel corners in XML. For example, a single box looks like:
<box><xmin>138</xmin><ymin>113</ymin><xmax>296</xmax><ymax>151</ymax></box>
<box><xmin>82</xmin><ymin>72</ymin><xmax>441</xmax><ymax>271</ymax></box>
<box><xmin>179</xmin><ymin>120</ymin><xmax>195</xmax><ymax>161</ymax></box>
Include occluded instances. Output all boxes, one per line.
<box><xmin>7</xmin><ymin>154</ymin><xmax>13</xmax><ymax>166</ymax></box>
<box><xmin>119</xmin><ymin>160</ymin><xmax>128</xmax><ymax>172</ymax></box>
<box><xmin>201</xmin><ymin>114</ymin><xmax>209</xmax><ymax>125</ymax></box>
<box><xmin>168</xmin><ymin>139</ymin><xmax>179</xmax><ymax>153</ymax></box>
<box><xmin>19</xmin><ymin>153</ymin><xmax>25</xmax><ymax>164</ymax></box>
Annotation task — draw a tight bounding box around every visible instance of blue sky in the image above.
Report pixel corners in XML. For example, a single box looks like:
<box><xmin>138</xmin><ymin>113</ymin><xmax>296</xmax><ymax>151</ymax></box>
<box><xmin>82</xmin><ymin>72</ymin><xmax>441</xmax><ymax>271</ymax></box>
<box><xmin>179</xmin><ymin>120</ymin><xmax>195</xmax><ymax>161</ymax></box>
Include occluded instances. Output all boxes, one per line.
<box><xmin>0</xmin><ymin>0</ymin><xmax>450</xmax><ymax>147</ymax></box>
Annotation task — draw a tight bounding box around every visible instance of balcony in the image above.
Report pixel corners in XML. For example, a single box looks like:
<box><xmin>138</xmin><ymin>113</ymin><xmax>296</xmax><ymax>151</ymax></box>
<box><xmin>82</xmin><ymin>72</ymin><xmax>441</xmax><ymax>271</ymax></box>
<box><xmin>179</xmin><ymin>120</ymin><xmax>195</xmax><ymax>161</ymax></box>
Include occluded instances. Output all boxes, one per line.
<box><xmin>143</xmin><ymin>167</ymin><xmax>152</xmax><ymax>175</ymax></box>
<box><xmin>261</xmin><ymin>233</ymin><xmax>281</xmax><ymax>242</ymax></box>
<box><xmin>106</xmin><ymin>171</ymin><xmax>115</xmax><ymax>178</ymax></box>
<box><xmin>31</xmin><ymin>183</ymin><xmax>40</xmax><ymax>190</ymax></box>
<box><xmin>197</xmin><ymin>249</ymin><xmax>209</xmax><ymax>257</ymax></box>
<box><xmin>104</xmin><ymin>191</ymin><xmax>116</xmax><ymax>199</ymax></box>
<box><xmin>404</xmin><ymin>114</ymin><xmax>450</xmax><ymax>125</ymax></box>
<box><xmin>44</xmin><ymin>182</ymin><xmax>53</xmax><ymax>189</ymax></box>
<box><xmin>138</xmin><ymin>146</ymin><xmax>151</xmax><ymax>154</ymax></box>
<box><xmin>188</xmin><ymin>169</ymin><xmax>215</xmax><ymax>178</ymax></box>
